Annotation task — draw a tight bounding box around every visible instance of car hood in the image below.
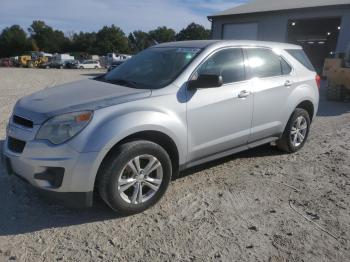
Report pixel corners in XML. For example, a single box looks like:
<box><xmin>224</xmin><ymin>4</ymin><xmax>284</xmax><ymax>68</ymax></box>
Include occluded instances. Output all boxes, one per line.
<box><xmin>14</xmin><ymin>79</ymin><xmax>151</xmax><ymax>124</ymax></box>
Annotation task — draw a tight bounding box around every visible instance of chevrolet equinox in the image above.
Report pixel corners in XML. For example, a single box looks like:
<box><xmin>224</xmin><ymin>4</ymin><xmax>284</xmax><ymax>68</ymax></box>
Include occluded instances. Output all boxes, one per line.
<box><xmin>2</xmin><ymin>40</ymin><xmax>320</xmax><ymax>214</ymax></box>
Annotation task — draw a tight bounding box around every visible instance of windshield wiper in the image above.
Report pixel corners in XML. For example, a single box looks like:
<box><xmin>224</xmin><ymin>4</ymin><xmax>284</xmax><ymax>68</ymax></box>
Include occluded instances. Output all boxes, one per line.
<box><xmin>106</xmin><ymin>78</ymin><xmax>139</xmax><ymax>88</ymax></box>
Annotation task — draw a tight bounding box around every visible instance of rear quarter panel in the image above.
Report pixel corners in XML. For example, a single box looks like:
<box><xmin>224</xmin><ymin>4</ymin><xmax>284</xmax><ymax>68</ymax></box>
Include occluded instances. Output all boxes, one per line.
<box><xmin>280</xmin><ymin>51</ymin><xmax>319</xmax><ymax>131</ymax></box>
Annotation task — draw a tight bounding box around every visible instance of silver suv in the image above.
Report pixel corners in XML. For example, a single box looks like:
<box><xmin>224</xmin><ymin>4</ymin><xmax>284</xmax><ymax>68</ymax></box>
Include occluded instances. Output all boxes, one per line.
<box><xmin>2</xmin><ymin>41</ymin><xmax>320</xmax><ymax>214</ymax></box>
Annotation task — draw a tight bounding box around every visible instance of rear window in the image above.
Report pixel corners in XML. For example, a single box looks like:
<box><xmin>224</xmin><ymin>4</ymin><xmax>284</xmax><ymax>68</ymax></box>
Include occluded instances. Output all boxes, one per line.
<box><xmin>286</xmin><ymin>49</ymin><xmax>315</xmax><ymax>72</ymax></box>
<box><xmin>246</xmin><ymin>48</ymin><xmax>292</xmax><ymax>78</ymax></box>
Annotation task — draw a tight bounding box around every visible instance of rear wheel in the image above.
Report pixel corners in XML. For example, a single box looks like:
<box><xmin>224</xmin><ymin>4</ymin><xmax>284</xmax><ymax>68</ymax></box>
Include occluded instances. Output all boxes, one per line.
<box><xmin>79</xmin><ymin>66</ymin><xmax>84</xmax><ymax>69</ymax></box>
<box><xmin>277</xmin><ymin>108</ymin><xmax>311</xmax><ymax>153</ymax></box>
<box><xmin>98</xmin><ymin>140</ymin><xmax>172</xmax><ymax>215</ymax></box>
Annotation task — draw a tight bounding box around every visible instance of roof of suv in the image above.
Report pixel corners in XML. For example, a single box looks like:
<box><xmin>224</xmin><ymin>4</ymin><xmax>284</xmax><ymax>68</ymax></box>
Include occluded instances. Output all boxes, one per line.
<box><xmin>155</xmin><ymin>40</ymin><xmax>301</xmax><ymax>50</ymax></box>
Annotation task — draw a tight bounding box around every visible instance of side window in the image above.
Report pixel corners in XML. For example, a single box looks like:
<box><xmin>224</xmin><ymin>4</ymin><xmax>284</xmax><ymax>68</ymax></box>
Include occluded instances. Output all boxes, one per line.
<box><xmin>196</xmin><ymin>48</ymin><xmax>245</xmax><ymax>84</ymax></box>
<box><xmin>246</xmin><ymin>48</ymin><xmax>291</xmax><ymax>78</ymax></box>
<box><xmin>281</xmin><ymin>58</ymin><xmax>292</xmax><ymax>75</ymax></box>
<box><xmin>286</xmin><ymin>49</ymin><xmax>315</xmax><ymax>71</ymax></box>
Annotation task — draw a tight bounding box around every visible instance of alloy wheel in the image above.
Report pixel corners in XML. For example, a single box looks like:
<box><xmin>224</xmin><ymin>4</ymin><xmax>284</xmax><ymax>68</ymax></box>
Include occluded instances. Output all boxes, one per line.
<box><xmin>290</xmin><ymin>116</ymin><xmax>308</xmax><ymax>147</ymax></box>
<box><xmin>117</xmin><ymin>154</ymin><xmax>163</xmax><ymax>204</ymax></box>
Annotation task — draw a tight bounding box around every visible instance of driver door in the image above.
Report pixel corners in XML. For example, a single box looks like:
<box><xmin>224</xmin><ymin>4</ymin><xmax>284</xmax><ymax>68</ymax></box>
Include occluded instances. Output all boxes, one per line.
<box><xmin>186</xmin><ymin>48</ymin><xmax>253</xmax><ymax>163</ymax></box>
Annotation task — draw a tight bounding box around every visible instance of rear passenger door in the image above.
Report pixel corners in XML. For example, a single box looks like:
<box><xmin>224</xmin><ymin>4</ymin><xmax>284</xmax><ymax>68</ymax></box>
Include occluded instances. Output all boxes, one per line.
<box><xmin>245</xmin><ymin>48</ymin><xmax>294</xmax><ymax>142</ymax></box>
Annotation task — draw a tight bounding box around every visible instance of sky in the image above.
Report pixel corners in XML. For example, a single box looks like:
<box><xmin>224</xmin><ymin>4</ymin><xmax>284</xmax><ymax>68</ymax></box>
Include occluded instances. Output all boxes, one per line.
<box><xmin>0</xmin><ymin>0</ymin><xmax>248</xmax><ymax>34</ymax></box>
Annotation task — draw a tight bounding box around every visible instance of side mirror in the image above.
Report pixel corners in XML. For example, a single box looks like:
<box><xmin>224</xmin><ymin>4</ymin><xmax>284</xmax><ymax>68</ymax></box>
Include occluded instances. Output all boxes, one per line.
<box><xmin>188</xmin><ymin>74</ymin><xmax>223</xmax><ymax>89</ymax></box>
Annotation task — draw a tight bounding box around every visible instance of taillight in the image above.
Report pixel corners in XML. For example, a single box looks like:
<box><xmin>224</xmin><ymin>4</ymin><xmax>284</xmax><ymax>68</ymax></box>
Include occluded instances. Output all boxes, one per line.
<box><xmin>315</xmin><ymin>75</ymin><xmax>321</xmax><ymax>90</ymax></box>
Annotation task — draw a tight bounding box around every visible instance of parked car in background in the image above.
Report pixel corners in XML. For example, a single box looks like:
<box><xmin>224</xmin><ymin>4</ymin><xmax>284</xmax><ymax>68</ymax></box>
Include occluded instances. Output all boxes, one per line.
<box><xmin>107</xmin><ymin>60</ymin><xmax>124</xmax><ymax>71</ymax></box>
<box><xmin>78</xmin><ymin>60</ymin><xmax>102</xmax><ymax>69</ymax></box>
<box><xmin>0</xmin><ymin>58</ymin><xmax>14</xmax><ymax>67</ymax></box>
<box><xmin>107</xmin><ymin>53</ymin><xmax>132</xmax><ymax>66</ymax></box>
<box><xmin>2</xmin><ymin>40</ymin><xmax>319</xmax><ymax>214</ymax></box>
<box><xmin>50</xmin><ymin>54</ymin><xmax>75</xmax><ymax>69</ymax></box>
<box><xmin>64</xmin><ymin>60</ymin><xmax>80</xmax><ymax>69</ymax></box>
<box><xmin>39</xmin><ymin>62</ymin><xmax>52</xmax><ymax>69</ymax></box>
<box><xmin>49</xmin><ymin>61</ymin><xmax>66</xmax><ymax>69</ymax></box>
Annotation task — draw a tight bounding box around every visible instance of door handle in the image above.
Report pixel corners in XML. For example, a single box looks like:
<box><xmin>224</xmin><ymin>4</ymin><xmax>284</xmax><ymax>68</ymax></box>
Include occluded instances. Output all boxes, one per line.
<box><xmin>284</xmin><ymin>80</ymin><xmax>293</xmax><ymax>87</ymax></box>
<box><xmin>238</xmin><ymin>90</ymin><xmax>250</xmax><ymax>98</ymax></box>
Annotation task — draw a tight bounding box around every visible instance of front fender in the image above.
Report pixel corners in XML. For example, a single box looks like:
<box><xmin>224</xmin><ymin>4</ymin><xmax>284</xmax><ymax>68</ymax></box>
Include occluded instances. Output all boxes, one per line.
<box><xmin>67</xmin><ymin>106</ymin><xmax>187</xmax><ymax>190</ymax></box>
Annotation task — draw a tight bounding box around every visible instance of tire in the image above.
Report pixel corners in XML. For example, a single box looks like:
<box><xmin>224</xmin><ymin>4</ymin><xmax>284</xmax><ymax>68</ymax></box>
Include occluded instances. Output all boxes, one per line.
<box><xmin>94</xmin><ymin>66</ymin><xmax>98</xmax><ymax>69</ymax></box>
<box><xmin>98</xmin><ymin>140</ymin><xmax>172</xmax><ymax>215</ymax></box>
<box><xmin>79</xmin><ymin>66</ymin><xmax>84</xmax><ymax>69</ymax></box>
<box><xmin>277</xmin><ymin>108</ymin><xmax>311</xmax><ymax>153</ymax></box>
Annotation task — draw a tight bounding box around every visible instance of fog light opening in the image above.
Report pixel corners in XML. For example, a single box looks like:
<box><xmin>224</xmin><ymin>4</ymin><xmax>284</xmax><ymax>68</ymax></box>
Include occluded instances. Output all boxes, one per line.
<box><xmin>34</xmin><ymin>167</ymin><xmax>65</xmax><ymax>188</ymax></box>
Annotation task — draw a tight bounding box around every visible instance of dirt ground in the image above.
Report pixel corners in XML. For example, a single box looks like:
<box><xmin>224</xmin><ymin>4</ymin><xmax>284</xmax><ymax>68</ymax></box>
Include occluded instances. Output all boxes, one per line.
<box><xmin>0</xmin><ymin>68</ymin><xmax>349</xmax><ymax>262</ymax></box>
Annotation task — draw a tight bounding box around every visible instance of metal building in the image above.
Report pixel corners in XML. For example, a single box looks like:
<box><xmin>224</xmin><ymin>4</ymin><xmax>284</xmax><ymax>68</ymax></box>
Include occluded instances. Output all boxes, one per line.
<box><xmin>209</xmin><ymin>0</ymin><xmax>350</xmax><ymax>72</ymax></box>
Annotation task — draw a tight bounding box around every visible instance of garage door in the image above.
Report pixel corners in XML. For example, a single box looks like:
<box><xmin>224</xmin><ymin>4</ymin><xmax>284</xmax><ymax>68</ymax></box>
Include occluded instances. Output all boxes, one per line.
<box><xmin>223</xmin><ymin>23</ymin><xmax>258</xmax><ymax>40</ymax></box>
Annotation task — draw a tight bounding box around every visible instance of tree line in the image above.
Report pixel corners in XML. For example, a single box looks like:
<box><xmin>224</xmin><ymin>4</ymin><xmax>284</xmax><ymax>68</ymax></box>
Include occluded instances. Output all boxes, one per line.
<box><xmin>0</xmin><ymin>21</ymin><xmax>211</xmax><ymax>58</ymax></box>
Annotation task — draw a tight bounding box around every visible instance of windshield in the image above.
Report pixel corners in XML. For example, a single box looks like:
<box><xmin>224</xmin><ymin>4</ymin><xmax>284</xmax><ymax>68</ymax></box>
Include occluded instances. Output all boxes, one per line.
<box><xmin>103</xmin><ymin>47</ymin><xmax>202</xmax><ymax>89</ymax></box>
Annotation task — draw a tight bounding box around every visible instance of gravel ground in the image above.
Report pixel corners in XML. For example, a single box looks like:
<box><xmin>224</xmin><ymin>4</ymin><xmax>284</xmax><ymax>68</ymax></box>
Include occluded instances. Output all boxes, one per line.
<box><xmin>0</xmin><ymin>68</ymin><xmax>349</xmax><ymax>262</ymax></box>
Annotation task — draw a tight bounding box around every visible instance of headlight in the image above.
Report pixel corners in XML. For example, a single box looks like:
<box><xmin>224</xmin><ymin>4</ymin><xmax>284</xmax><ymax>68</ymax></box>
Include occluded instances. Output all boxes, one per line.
<box><xmin>36</xmin><ymin>111</ymin><xmax>93</xmax><ymax>145</ymax></box>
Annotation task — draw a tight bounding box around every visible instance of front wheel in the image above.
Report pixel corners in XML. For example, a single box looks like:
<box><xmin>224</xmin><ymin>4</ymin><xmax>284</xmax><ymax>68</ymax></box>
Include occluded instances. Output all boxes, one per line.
<box><xmin>98</xmin><ymin>140</ymin><xmax>172</xmax><ymax>215</ymax></box>
<box><xmin>277</xmin><ymin>108</ymin><xmax>311</xmax><ymax>153</ymax></box>
<box><xmin>27</xmin><ymin>61</ymin><xmax>34</xmax><ymax>68</ymax></box>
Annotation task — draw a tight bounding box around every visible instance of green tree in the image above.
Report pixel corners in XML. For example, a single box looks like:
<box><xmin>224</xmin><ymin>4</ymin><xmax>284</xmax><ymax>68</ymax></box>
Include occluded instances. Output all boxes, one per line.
<box><xmin>0</xmin><ymin>21</ymin><xmax>213</xmax><ymax>57</ymax></box>
<box><xmin>95</xmin><ymin>25</ymin><xmax>129</xmax><ymax>55</ymax></box>
<box><xmin>28</xmin><ymin>20</ymin><xmax>70</xmax><ymax>53</ymax></box>
<box><xmin>176</xmin><ymin>22</ymin><xmax>211</xmax><ymax>41</ymax></box>
<box><xmin>148</xmin><ymin>26</ymin><xmax>176</xmax><ymax>44</ymax></box>
<box><xmin>0</xmin><ymin>25</ymin><xmax>29</xmax><ymax>57</ymax></box>
<box><xmin>128</xmin><ymin>30</ymin><xmax>152</xmax><ymax>53</ymax></box>
<box><xmin>71</xmin><ymin>31</ymin><xmax>97</xmax><ymax>53</ymax></box>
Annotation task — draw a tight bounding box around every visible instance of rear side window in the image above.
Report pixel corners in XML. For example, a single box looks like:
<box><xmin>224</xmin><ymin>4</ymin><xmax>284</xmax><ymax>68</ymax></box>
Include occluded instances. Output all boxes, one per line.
<box><xmin>246</xmin><ymin>48</ymin><xmax>291</xmax><ymax>78</ymax></box>
<box><xmin>281</xmin><ymin>59</ymin><xmax>292</xmax><ymax>75</ymax></box>
<box><xmin>197</xmin><ymin>48</ymin><xmax>245</xmax><ymax>84</ymax></box>
<box><xmin>286</xmin><ymin>49</ymin><xmax>315</xmax><ymax>71</ymax></box>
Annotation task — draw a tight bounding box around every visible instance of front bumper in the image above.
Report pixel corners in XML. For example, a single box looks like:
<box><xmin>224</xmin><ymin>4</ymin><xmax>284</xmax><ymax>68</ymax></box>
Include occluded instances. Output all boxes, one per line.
<box><xmin>1</xmin><ymin>155</ymin><xmax>93</xmax><ymax>207</ymax></box>
<box><xmin>2</xmin><ymin>123</ymin><xmax>100</xmax><ymax>207</ymax></box>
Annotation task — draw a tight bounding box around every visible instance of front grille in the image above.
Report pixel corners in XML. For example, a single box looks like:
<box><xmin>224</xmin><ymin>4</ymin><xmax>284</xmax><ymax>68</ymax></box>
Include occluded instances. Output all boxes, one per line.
<box><xmin>8</xmin><ymin>137</ymin><xmax>26</xmax><ymax>153</ymax></box>
<box><xmin>13</xmin><ymin>115</ymin><xmax>33</xmax><ymax>128</ymax></box>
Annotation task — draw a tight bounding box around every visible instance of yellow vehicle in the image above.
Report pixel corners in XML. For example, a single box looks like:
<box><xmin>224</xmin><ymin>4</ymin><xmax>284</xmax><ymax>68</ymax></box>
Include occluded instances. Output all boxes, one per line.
<box><xmin>324</xmin><ymin>44</ymin><xmax>350</xmax><ymax>101</ymax></box>
<box><xmin>17</xmin><ymin>53</ymin><xmax>50</xmax><ymax>68</ymax></box>
<box><xmin>34</xmin><ymin>56</ymin><xmax>49</xmax><ymax>67</ymax></box>
<box><xmin>18</xmin><ymin>55</ymin><xmax>32</xmax><ymax>67</ymax></box>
